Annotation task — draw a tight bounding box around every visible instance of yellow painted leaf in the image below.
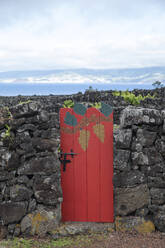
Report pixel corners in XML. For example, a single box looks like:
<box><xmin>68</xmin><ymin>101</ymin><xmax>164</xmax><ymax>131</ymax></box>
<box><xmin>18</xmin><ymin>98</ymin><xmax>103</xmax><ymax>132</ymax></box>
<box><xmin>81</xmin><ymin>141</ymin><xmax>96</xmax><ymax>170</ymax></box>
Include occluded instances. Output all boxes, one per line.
<box><xmin>93</xmin><ymin>123</ymin><xmax>105</xmax><ymax>143</ymax></box>
<box><xmin>78</xmin><ymin>129</ymin><xmax>90</xmax><ymax>151</ymax></box>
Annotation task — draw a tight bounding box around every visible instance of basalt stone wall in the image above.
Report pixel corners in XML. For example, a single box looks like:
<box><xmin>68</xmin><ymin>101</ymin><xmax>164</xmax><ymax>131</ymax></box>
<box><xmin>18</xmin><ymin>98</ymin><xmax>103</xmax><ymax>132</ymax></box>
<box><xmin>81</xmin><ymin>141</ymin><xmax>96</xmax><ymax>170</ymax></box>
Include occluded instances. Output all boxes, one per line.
<box><xmin>1</xmin><ymin>92</ymin><xmax>165</xmax><ymax>237</ymax></box>
<box><xmin>0</xmin><ymin>87</ymin><xmax>165</xmax><ymax>125</ymax></box>
<box><xmin>0</xmin><ymin>101</ymin><xmax>62</xmax><ymax>238</ymax></box>
<box><xmin>114</xmin><ymin>106</ymin><xmax>165</xmax><ymax>233</ymax></box>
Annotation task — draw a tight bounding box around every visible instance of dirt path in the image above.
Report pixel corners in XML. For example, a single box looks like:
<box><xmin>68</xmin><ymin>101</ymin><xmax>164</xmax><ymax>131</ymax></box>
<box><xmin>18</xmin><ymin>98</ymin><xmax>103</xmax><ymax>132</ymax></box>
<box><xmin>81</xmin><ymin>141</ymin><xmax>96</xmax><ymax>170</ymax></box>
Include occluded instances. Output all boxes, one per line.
<box><xmin>90</xmin><ymin>232</ymin><xmax>165</xmax><ymax>248</ymax></box>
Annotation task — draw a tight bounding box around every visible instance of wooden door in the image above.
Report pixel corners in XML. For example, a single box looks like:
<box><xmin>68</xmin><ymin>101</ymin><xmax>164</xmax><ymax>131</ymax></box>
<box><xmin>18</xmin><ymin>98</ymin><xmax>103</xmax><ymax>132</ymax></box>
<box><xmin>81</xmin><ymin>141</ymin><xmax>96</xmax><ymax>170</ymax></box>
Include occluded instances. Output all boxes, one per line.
<box><xmin>60</xmin><ymin>103</ymin><xmax>113</xmax><ymax>222</ymax></box>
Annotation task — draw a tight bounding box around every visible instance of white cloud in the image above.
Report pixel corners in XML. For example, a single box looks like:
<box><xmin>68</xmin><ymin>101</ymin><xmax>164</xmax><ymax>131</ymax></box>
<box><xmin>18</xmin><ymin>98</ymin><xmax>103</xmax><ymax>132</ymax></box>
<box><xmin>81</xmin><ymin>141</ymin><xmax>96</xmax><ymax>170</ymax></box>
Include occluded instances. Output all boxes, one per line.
<box><xmin>0</xmin><ymin>0</ymin><xmax>165</xmax><ymax>71</ymax></box>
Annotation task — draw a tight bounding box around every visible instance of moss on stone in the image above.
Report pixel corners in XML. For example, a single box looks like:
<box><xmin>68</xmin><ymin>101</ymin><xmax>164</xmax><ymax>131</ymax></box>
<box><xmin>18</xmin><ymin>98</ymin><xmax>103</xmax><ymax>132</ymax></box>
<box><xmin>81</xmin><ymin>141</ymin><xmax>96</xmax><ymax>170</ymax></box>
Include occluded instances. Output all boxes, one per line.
<box><xmin>136</xmin><ymin>220</ymin><xmax>155</xmax><ymax>233</ymax></box>
<box><xmin>115</xmin><ymin>216</ymin><xmax>155</xmax><ymax>233</ymax></box>
<box><xmin>29</xmin><ymin>212</ymin><xmax>48</xmax><ymax>235</ymax></box>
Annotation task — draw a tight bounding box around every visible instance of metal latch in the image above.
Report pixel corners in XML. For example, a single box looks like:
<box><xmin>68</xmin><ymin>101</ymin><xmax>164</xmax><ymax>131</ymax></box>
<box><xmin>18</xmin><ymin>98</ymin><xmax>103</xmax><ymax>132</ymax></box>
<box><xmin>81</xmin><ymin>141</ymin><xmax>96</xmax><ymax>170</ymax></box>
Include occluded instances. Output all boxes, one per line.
<box><xmin>59</xmin><ymin>149</ymin><xmax>78</xmax><ymax>172</ymax></box>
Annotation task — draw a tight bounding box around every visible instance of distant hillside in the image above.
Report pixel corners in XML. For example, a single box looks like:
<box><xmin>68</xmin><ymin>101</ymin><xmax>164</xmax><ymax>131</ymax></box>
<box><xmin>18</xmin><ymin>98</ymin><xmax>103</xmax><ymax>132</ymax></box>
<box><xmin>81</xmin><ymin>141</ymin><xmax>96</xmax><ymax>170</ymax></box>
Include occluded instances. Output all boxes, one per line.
<box><xmin>0</xmin><ymin>67</ymin><xmax>165</xmax><ymax>85</ymax></box>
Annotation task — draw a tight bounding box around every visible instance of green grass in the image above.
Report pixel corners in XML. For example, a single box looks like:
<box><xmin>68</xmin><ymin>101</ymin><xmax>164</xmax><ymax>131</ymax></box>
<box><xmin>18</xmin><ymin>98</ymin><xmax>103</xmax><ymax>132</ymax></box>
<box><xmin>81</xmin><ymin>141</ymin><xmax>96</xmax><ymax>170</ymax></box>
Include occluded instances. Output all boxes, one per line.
<box><xmin>0</xmin><ymin>237</ymin><xmax>73</xmax><ymax>248</ymax></box>
<box><xmin>0</xmin><ymin>233</ymin><xmax>109</xmax><ymax>248</ymax></box>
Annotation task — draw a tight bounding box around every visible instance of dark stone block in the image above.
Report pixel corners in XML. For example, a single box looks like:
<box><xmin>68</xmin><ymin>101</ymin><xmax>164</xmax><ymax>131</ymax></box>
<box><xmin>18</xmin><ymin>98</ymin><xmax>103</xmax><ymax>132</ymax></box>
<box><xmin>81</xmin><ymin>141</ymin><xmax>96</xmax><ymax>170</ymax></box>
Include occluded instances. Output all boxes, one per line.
<box><xmin>114</xmin><ymin>149</ymin><xmax>131</xmax><ymax>171</ymax></box>
<box><xmin>37</xmin><ymin>111</ymin><xmax>50</xmax><ymax>122</ymax></box>
<box><xmin>114</xmin><ymin>129</ymin><xmax>132</xmax><ymax>149</ymax></box>
<box><xmin>136</xmin><ymin>129</ymin><xmax>157</xmax><ymax>147</ymax></box>
<box><xmin>16</xmin><ymin>176</ymin><xmax>29</xmax><ymax>185</ymax></box>
<box><xmin>17</xmin><ymin>124</ymin><xmax>36</xmax><ymax>133</ymax></box>
<box><xmin>120</xmin><ymin>107</ymin><xmax>162</xmax><ymax>128</ymax></box>
<box><xmin>32</xmin><ymin>138</ymin><xmax>58</xmax><ymax>152</ymax></box>
<box><xmin>135</xmin><ymin>207</ymin><xmax>149</xmax><ymax>217</ymax></box>
<box><xmin>147</xmin><ymin>164</ymin><xmax>163</xmax><ymax>176</ymax></box>
<box><xmin>10</xmin><ymin>101</ymin><xmax>41</xmax><ymax>119</ymax></box>
<box><xmin>10</xmin><ymin>185</ymin><xmax>33</xmax><ymax>202</ymax></box>
<box><xmin>148</xmin><ymin>177</ymin><xmax>165</xmax><ymax>188</ymax></box>
<box><xmin>0</xmin><ymin>225</ymin><xmax>7</xmax><ymax>239</ymax></box>
<box><xmin>19</xmin><ymin>142</ymin><xmax>34</xmax><ymax>153</ymax></box>
<box><xmin>150</xmin><ymin>188</ymin><xmax>165</xmax><ymax>205</ymax></box>
<box><xmin>14</xmin><ymin>132</ymin><xmax>31</xmax><ymax>146</ymax></box>
<box><xmin>148</xmin><ymin>204</ymin><xmax>161</xmax><ymax>214</ymax></box>
<box><xmin>113</xmin><ymin>170</ymin><xmax>146</xmax><ymax>187</ymax></box>
<box><xmin>11</xmin><ymin>118</ymin><xmax>26</xmax><ymax>130</ymax></box>
<box><xmin>28</xmin><ymin>199</ymin><xmax>37</xmax><ymax>213</ymax></box>
<box><xmin>154</xmin><ymin>210</ymin><xmax>165</xmax><ymax>232</ymax></box>
<box><xmin>7</xmin><ymin>152</ymin><xmax>20</xmax><ymax>170</ymax></box>
<box><xmin>38</xmin><ymin>122</ymin><xmax>50</xmax><ymax>130</ymax></box>
<box><xmin>131</xmin><ymin>140</ymin><xmax>143</xmax><ymax>152</ymax></box>
<box><xmin>131</xmin><ymin>152</ymin><xmax>148</xmax><ymax>166</ymax></box>
<box><xmin>8</xmin><ymin>224</ymin><xmax>15</xmax><ymax>234</ymax></box>
<box><xmin>0</xmin><ymin>202</ymin><xmax>27</xmax><ymax>224</ymax></box>
<box><xmin>0</xmin><ymin>149</ymin><xmax>12</xmax><ymax>168</ymax></box>
<box><xmin>18</xmin><ymin>156</ymin><xmax>60</xmax><ymax>175</ymax></box>
<box><xmin>33</xmin><ymin>175</ymin><xmax>62</xmax><ymax>205</ymax></box>
<box><xmin>0</xmin><ymin>171</ymin><xmax>12</xmax><ymax>182</ymax></box>
<box><xmin>143</xmin><ymin>147</ymin><xmax>163</xmax><ymax>166</ymax></box>
<box><xmin>114</xmin><ymin>184</ymin><xmax>150</xmax><ymax>216</ymax></box>
<box><xmin>155</xmin><ymin>139</ymin><xmax>165</xmax><ymax>158</ymax></box>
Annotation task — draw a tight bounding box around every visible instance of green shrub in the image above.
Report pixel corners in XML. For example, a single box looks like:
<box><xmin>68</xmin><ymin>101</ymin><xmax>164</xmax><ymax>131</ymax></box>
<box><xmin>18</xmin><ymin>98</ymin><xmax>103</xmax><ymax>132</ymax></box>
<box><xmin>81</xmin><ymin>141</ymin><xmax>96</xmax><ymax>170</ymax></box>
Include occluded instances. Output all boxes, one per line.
<box><xmin>112</xmin><ymin>90</ymin><xmax>121</xmax><ymax>97</ymax></box>
<box><xmin>63</xmin><ymin>100</ymin><xmax>74</xmax><ymax>108</ymax></box>
<box><xmin>3</xmin><ymin>106</ymin><xmax>12</xmax><ymax>119</ymax></box>
<box><xmin>4</xmin><ymin>124</ymin><xmax>11</xmax><ymax>139</ymax></box>
<box><xmin>112</xmin><ymin>90</ymin><xmax>155</xmax><ymax>105</ymax></box>
<box><xmin>18</xmin><ymin>100</ymin><xmax>32</xmax><ymax>105</ymax></box>
<box><xmin>90</xmin><ymin>102</ymin><xmax>101</xmax><ymax>109</ymax></box>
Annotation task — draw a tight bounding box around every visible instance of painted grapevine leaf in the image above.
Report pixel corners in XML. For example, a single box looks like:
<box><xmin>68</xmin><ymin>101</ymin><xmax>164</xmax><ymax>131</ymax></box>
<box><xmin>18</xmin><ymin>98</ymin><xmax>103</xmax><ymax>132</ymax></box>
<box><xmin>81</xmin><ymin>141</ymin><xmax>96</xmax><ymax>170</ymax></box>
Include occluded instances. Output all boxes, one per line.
<box><xmin>100</xmin><ymin>102</ymin><xmax>113</xmax><ymax>117</ymax></box>
<box><xmin>78</xmin><ymin>129</ymin><xmax>90</xmax><ymax>151</ymax></box>
<box><xmin>64</xmin><ymin>112</ymin><xmax>77</xmax><ymax>126</ymax></box>
<box><xmin>93</xmin><ymin>124</ymin><xmax>105</xmax><ymax>143</ymax></box>
<box><xmin>73</xmin><ymin>103</ymin><xmax>86</xmax><ymax>116</ymax></box>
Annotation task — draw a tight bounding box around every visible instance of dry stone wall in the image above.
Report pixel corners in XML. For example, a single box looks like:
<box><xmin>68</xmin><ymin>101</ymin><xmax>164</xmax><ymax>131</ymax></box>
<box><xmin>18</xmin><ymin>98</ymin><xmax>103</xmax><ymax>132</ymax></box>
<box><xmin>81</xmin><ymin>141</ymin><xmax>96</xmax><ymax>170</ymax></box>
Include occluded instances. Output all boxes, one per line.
<box><xmin>0</xmin><ymin>86</ymin><xmax>165</xmax><ymax>125</ymax></box>
<box><xmin>0</xmin><ymin>91</ymin><xmax>165</xmax><ymax>237</ymax></box>
<box><xmin>114</xmin><ymin>106</ymin><xmax>165</xmax><ymax>232</ymax></box>
<box><xmin>0</xmin><ymin>101</ymin><xmax>62</xmax><ymax>238</ymax></box>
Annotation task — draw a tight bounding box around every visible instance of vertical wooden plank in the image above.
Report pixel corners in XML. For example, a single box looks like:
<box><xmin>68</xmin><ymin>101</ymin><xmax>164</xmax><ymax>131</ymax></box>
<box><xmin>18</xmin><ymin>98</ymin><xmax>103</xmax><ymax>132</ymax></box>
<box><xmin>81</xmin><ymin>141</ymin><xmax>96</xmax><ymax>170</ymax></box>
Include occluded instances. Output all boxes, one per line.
<box><xmin>73</xmin><ymin>112</ymin><xmax>88</xmax><ymax>221</ymax></box>
<box><xmin>86</xmin><ymin>107</ymin><xmax>100</xmax><ymax>221</ymax></box>
<box><xmin>98</xmin><ymin>111</ymin><xmax>101</xmax><ymax>222</ymax></box>
<box><xmin>100</xmin><ymin>111</ymin><xmax>114</xmax><ymax>222</ymax></box>
<box><xmin>60</xmin><ymin>108</ymin><xmax>75</xmax><ymax>221</ymax></box>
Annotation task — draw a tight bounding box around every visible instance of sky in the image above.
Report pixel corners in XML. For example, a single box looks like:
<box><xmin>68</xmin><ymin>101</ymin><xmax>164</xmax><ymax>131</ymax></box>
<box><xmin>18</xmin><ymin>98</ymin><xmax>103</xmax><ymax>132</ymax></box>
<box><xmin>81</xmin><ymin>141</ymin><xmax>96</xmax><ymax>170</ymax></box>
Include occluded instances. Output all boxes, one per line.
<box><xmin>0</xmin><ymin>0</ymin><xmax>165</xmax><ymax>71</ymax></box>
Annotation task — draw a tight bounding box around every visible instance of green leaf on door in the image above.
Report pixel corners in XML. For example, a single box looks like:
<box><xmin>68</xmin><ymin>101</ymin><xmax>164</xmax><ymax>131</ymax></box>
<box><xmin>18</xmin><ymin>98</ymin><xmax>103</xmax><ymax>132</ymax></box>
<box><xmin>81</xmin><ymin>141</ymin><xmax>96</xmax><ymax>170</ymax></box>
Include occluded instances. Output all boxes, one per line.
<box><xmin>74</xmin><ymin>103</ymin><xmax>86</xmax><ymax>116</ymax></box>
<box><xmin>100</xmin><ymin>102</ymin><xmax>113</xmax><ymax>117</ymax></box>
<box><xmin>64</xmin><ymin>112</ymin><xmax>77</xmax><ymax>126</ymax></box>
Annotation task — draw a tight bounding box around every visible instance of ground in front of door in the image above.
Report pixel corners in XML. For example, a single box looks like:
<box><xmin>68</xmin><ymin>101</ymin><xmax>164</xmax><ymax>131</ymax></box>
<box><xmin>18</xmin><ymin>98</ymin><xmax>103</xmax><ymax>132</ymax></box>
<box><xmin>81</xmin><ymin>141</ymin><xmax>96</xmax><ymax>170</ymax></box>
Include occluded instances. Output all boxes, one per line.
<box><xmin>0</xmin><ymin>231</ymin><xmax>165</xmax><ymax>248</ymax></box>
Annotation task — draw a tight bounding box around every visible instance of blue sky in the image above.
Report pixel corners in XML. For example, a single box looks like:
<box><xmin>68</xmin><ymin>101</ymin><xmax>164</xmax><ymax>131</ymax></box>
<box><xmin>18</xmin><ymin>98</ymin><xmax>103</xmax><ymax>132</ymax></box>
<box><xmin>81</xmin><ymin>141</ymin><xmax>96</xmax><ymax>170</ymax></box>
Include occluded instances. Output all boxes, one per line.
<box><xmin>0</xmin><ymin>0</ymin><xmax>165</xmax><ymax>71</ymax></box>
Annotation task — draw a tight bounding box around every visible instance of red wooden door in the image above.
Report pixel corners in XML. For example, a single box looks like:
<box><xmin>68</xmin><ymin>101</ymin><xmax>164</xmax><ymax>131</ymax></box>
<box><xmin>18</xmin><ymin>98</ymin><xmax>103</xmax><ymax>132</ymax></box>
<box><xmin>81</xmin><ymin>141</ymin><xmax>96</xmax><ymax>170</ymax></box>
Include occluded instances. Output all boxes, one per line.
<box><xmin>60</xmin><ymin>103</ymin><xmax>113</xmax><ymax>222</ymax></box>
